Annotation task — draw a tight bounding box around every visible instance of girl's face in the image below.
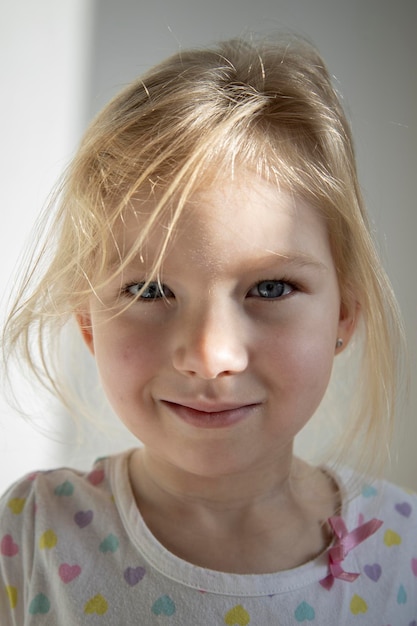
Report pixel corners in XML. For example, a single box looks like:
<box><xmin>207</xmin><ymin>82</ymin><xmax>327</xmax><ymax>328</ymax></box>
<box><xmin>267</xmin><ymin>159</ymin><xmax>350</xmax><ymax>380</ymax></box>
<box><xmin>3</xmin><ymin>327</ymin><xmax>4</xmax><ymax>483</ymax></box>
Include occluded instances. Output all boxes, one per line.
<box><xmin>77</xmin><ymin>171</ymin><xmax>355</xmax><ymax>478</ymax></box>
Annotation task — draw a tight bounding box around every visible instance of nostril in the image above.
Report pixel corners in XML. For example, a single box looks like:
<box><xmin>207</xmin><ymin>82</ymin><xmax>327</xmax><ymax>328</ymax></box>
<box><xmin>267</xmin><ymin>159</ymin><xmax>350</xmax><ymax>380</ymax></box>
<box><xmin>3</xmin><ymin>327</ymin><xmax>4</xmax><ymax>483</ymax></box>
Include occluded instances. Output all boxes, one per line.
<box><xmin>172</xmin><ymin>331</ymin><xmax>248</xmax><ymax>379</ymax></box>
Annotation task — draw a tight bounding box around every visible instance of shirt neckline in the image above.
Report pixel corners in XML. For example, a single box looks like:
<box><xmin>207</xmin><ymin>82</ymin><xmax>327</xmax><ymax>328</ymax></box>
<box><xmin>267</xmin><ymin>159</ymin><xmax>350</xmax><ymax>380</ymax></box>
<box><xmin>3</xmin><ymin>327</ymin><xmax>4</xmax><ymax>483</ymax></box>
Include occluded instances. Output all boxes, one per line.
<box><xmin>109</xmin><ymin>449</ymin><xmax>352</xmax><ymax>596</ymax></box>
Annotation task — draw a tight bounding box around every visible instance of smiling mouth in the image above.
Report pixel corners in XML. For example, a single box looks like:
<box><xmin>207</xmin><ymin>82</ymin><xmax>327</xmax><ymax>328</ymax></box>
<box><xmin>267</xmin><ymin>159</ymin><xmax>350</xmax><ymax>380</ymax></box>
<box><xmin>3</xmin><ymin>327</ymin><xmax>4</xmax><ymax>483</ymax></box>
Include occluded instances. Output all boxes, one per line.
<box><xmin>162</xmin><ymin>400</ymin><xmax>259</xmax><ymax>429</ymax></box>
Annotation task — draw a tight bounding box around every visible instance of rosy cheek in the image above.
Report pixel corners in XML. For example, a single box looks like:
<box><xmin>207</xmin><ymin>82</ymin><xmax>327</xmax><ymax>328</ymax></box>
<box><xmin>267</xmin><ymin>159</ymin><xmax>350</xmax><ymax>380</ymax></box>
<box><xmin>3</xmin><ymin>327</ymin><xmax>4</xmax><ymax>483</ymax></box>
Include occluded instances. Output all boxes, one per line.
<box><xmin>267</xmin><ymin>332</ymin><xmax>333</xmax><ymax>387</ymax></box>
<box><xmin>118</xmin><ymin>337</ymin><xmax>155</xmax><ymax>368</ymax></box>
<box><xmin>118</xmin><ymin>329</ymin><xmax>163</xmax><ymax>375</ymax></box>
<box><xmin>298</xmin><ymin>348</ymin><xmax>335</xmax><ymax>409</ymax></box>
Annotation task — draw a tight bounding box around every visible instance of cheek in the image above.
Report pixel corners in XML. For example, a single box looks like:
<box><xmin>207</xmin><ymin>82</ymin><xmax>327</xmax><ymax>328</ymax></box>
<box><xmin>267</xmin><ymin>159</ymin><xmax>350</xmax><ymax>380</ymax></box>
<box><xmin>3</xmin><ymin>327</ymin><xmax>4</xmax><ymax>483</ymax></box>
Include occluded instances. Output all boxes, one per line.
<box><xmin>297</xmin><ymin>342</ymin><xmax>335</xmax><ymax>393</ymax></box>
<box><xmin>260</xmin><ymin>320</ymin><xmax>336</xmax><ymax>400</ymax></box>
<box><xmin>92</xmin><ymin>323</ymin><xmax>163</xmax><ymax>403</ymax></box>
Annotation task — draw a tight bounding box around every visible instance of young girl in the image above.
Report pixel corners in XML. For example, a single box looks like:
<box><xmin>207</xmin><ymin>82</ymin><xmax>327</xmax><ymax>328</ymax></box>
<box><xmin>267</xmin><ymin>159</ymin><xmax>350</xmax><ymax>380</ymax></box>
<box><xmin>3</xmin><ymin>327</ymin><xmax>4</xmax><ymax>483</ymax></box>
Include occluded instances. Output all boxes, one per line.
<box><xmin>0</xmin><ymin>35</ymin><xmax>415</xmax><ymax>624</ymax></box>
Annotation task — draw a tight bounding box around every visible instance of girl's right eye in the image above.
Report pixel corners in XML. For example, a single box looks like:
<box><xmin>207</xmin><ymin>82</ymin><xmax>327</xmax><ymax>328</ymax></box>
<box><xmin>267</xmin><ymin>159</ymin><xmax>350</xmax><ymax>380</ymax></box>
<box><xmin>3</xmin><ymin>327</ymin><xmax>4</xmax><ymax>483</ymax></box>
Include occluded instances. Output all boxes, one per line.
<box><xmin>123</xmin><ymin>282</ymin><xmax>174</xmax><ymax>300</ymax></box>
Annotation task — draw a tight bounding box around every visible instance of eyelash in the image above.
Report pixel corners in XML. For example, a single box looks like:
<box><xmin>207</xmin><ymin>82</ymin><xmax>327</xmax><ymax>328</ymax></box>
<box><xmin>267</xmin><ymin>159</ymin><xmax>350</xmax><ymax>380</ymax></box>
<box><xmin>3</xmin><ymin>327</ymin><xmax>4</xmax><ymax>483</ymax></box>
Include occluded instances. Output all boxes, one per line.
<box><xmin>122</xmin><ymin>282</ymin><xmax>174</xmax><ymax>300</ymax></box>
<box><xmin>247</xmin><ymin>279</ymin><xmax>297</xmax><ymax>299</ymax></box>
<box><xmin>121</xmin><ymin>279</ymin><xmax>298</xmax><ymax>301</ymax></box>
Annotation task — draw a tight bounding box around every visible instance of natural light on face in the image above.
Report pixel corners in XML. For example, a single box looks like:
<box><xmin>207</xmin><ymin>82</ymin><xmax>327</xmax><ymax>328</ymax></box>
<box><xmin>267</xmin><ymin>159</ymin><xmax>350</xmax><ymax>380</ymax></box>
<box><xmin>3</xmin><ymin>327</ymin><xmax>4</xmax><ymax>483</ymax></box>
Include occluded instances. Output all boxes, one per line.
<box><xmin>78</xmin><ymin>169</ymin><xmax>352</xmax><ymax>480</ymax></box>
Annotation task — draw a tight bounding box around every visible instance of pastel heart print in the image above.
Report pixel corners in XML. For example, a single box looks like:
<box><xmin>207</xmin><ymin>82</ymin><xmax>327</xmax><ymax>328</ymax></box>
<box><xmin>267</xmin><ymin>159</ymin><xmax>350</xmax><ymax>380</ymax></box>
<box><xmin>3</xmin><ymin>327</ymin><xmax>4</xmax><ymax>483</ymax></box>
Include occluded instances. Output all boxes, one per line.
<box><xmin>7</xmin><ymin>497</ymin><xmax>26</xmax><ymax>515</ymax></box>
<box><xmin>224</xmin><ymin>604</ymin><xmax>250</xmax><ymax>625</ymax></box>
<box><xmin>39</xmin><ymin>529</ymin><xmax>57</xmax><ymax>550</ymax></box>
<box><xmin>152</xmin><ymin>595</ymin><xmax>176</xmax><ymax>616</ymax></box>
<box><xmin>59</xmin><ymin>563</ymin><xmax>82</xmax><ymax>583</ymax></box>
<box><xmin>84</xmin><ymin>594</ymin><xmax>108</xmax><ymax>615</ymax></box>
<box><xmin>54</xmin><ymin>480</ymin><xmax>74</xmax><ymax>496</ymax></box>
<box><xmin>384</xmin><ymin>529</ymin><xmax>402</xmax><ymax>547</ymax></box>
<box><xmin>397</xmin><ymin>584</ymin><xmax>407</xmax><ymax>605</ymax></box>
<box><xmin>411</xmin><ymin>558</ymin><xmax>417</xmax><ymax>577</ymax></box>
<box><xmin>1</xmin><ymin>534</ymin><xmax>19</xmax><ymax>557</ymax></box>
<box><xmin>364</xmin><ymin>563</ymin><xmax>382</xmax><ymax>582</ymax></box>
<box><xmin>395</xmin><ymin>502</ymin><xmax>412</xmax><ymax>517</ymax></box>
<box><xmin>124</xmin><ymin>566</ymin><xmax>146</xmax><ymax>586</ymax></box>
<box><xmin>6</xmin><ymin>585</ymin><xmax>18</xmax><ymax>609</ymax></box>
<box><xmin>362</xmin><ymin>484</ymin><xmax>377</xmax><ymax>498</ymax></box>
<box><xmin>74</xmin><ymin>510</ymin><xmax>93</xmax><ymax>528</ymax></box>
<box><xmin>99</xmin><ymin>533</ymin><xmax>119</xmax><ymax>553</ymax></box>
<box><xmin>29</xmin><ymin>593</ymin><xmax>51</xmax><ymax>615</ymax></box>
<box><xmin>87</xmin><ymin>468</ymin><xmax>105</xmax><ymax>485</ymax></box>
<box><xmin>350</xmin><ymin>594</ymin><xmax>367</xmax><ymax>615</ymax></box>
<box><xmin>294</xmin><ymin>601</ymin><xmax>315</xmax><ymax>622</ymax></box>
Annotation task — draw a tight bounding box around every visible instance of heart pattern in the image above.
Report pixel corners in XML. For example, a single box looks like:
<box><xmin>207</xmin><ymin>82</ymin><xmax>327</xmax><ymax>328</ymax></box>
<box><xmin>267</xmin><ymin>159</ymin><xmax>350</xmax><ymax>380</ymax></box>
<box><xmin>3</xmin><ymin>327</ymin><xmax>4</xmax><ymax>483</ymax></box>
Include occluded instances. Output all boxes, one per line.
<box><xmin>99</xmin><ymin>533</ymin><xmax>119</xmax><ymax>553</ymax></box>
<box><xmin>39</xmin><ymin>529</ymin><xmax>58</xmax><ymax>550</ymax></box>
<box><xmin>384</xmin><ymin>529</ymin><xmax>402</xmax><ymax>547</ymax></box>
<box><xmin>84</xmin><ymin>594</ymin><xmax>108</xmax><ymax>615</ymax></box>
<box><xmin>7</xmin><ymin>497</ymin><xmax>26</xmax><ymax>515</ymax></box>
<box><xmin>29</xmin><ymin>593</ymin><xmax>51</xmax><ymax>615</ymax></box>
<box><xmin>350</xmin><ymin>594</ymin><xmax>368</xmax><ymax>615</ymax></box>
<box><xmin>1</xmin><ymin>534</ymin><xmax>19</xmax><ymax>557</ymax></box>
<box><xmin>395</xmin><ymin>502</ymin><xmax>412</xmax><ymax>518</ymax></box>
<box><xmin>364</xmin><ymin>563</ymin><xmax>382</xmax><ymax>582</ymax></box>
<box><xmin>397</xmin><ymin>584</ymin><xmax>407</xmax><ymax>605</ymax></box>
<box><xmin>87</xmin><ymin>469</ymin><xmax>105</xmax><ymax>485</ymax></box>
<box><xmin>294</xmin><ymin>601</ymin><xmax>315</xmax><ymax>622</ymax></box>
<box><xmin>224</xmin><ymin>604</ymin><xmax>251</xmax><ymax>625</ymax></box>
<box><xmin>152</xmin><ymin>595</ymin><xmax>176</xmax><ymax>616</ymax></box>
<box><xmin>124</xmin><ymin>566</ymin><xmax>146</xmax><ymax>586</ymax></box>
<box><xmin>74</xmin><ymin>510</ymin><xmax>93</xmax><ymax>528</ymax></box>
<box><xmin>6</xmin><ymin>585</ymin><xmax>18</xmax><ymax>609</ymax></box>
<box><xmin>54</xmin><ymin>481</ymin><xmax>74</xmax><ymax>497</ymax></box>
<box><xmin>362</xmin><ymin>484</ymin><xmax>378</xmax><ymax>498</ymax></box>
<box><xmin>59</xmin><ymin>563</ymin><xmax>82</xmax><ymax>583</ymax></box>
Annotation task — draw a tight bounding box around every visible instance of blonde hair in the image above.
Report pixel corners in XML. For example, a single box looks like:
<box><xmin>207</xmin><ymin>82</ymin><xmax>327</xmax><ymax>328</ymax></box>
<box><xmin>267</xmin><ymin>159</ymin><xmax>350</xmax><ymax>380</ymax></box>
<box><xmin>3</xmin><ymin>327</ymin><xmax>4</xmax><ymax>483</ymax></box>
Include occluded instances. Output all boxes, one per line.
<box><xmin>2</xmin><ymin>35</ymin><xmax>406</xmax><ymax>476</ymax></box>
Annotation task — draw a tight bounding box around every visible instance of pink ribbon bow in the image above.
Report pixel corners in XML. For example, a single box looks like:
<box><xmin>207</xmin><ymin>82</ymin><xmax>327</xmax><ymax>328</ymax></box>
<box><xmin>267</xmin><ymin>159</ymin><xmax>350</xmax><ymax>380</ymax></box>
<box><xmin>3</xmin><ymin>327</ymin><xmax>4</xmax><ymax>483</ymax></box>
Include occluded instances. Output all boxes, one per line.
<box><xmin>319</xmin><ymin>516</ymin><xmax>383</xmax><ymax>590</ymax></box>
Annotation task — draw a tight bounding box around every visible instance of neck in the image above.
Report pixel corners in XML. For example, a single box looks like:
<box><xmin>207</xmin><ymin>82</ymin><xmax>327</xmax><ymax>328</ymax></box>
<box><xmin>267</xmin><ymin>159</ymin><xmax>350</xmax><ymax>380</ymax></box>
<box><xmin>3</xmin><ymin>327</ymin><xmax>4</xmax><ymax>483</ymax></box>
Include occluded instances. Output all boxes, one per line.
<box><xmin>131</xmin><ymin>445</ymin><xmax>299</xmax><ymax>507</ymax></box>
<box><xmin>128</xmin><ymin>448</ymin><xmax>339</xmax><ymax>573</ymax></box>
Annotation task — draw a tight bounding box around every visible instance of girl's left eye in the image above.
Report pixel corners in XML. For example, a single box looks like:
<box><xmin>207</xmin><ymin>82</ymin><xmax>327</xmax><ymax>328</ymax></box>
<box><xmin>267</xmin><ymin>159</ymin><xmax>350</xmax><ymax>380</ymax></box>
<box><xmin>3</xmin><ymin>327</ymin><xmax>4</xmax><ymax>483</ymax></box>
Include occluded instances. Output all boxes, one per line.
<box><xmin>123</xmin><ymin>281</ymin><xmax>174</xmax><ymax>300</ymax></box>
<box><xmin>247</xmin><ymin>280</ymin><xmax>295</xmax><ymax>299</ymax></box>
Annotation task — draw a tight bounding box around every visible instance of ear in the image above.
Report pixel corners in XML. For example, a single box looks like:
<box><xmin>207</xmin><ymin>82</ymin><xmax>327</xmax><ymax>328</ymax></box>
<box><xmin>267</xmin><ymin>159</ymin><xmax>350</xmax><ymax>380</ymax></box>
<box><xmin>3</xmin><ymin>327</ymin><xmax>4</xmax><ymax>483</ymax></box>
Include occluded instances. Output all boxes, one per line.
<box><xmin>75</xmin><ymin>310</ymin><xmax>95</xmax><ymax>355</ymax></box>
<box><xmin>336</xmin><ymin>296</ymin><xmax>359</xmax><ymax>353</ymax></box>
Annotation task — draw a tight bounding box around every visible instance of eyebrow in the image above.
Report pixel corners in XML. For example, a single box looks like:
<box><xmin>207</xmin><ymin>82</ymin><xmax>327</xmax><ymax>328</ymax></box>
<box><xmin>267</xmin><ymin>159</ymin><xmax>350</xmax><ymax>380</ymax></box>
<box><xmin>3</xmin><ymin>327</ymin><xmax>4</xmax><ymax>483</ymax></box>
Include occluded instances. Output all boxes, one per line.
<box><xmin>107</xmin><ymin>249</ymin><xmax>329</xmax><ymax>277</ymax></box>
<box><xmin>250</xmin><ymin>251</ymin><xmax>329</xmax><ymax>272</ymax></box>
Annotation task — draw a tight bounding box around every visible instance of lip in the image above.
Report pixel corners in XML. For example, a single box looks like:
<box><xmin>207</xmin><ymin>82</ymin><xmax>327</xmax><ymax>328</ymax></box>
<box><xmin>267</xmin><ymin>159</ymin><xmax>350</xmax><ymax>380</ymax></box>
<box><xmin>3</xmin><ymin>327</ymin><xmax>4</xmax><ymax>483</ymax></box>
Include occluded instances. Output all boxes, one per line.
<box><xmin>161</xmin><ymin>400</ymin><xmax>260</xmax><ymax>429</ymax></box>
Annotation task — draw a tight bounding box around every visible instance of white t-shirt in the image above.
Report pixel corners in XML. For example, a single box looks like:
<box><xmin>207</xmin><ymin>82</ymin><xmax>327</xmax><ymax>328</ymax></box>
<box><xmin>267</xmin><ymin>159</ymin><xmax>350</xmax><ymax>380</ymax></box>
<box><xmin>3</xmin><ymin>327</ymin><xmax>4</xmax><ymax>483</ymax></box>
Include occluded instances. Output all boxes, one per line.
<box><xmin>0</xmin><ymin>449</ymin><xmax>416</xmax><ymax>624</ymax></box>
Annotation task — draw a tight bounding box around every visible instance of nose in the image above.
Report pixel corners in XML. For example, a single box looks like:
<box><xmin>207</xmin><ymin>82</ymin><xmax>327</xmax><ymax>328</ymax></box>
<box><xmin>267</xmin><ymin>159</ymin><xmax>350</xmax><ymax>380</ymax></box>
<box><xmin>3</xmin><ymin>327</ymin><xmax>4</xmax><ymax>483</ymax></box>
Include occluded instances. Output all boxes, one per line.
<box><xmin>172</xmin><ymin>301</ymin><xmax>249</xmax><ymax>379</ymax></box>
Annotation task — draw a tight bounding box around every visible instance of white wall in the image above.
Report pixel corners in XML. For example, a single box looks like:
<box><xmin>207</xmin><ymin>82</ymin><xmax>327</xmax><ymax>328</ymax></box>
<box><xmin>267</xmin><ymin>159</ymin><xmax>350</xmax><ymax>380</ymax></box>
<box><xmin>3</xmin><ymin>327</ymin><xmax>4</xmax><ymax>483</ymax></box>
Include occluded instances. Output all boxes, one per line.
<box><xmin>0</xmin><ymin>1</ymin><xmax>95</xmax><ymax>492</ymax></box>
<box><xmin>1</xmin><ymin>0</ymin><xmax>416</xmax><ymax>493</ymax></box>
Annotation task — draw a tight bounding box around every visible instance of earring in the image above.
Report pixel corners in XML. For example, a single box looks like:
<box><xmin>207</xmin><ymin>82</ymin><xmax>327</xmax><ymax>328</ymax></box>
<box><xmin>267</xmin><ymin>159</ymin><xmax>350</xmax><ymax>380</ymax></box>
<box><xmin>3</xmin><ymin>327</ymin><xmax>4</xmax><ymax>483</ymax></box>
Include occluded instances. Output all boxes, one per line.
<box><xmin>335</xmin><ymin>338</ymin><xmax>343</xmax><ymax>350</ymax></box>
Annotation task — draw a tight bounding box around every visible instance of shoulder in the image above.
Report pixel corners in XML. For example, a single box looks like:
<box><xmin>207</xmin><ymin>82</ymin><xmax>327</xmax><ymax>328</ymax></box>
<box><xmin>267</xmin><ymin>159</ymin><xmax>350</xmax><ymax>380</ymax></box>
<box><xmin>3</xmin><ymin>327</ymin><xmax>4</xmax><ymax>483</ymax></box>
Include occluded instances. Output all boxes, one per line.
<box><xmin>338</xmin><ymin>469</ymin><xmax>417</xmax><ymax>570</ymax></box>
<box><xmin>0</xmin><ymin>450</ymin><xmax>134</xmax><ymax>622</ymax></box>
<box><xmin>318</xmin><ymin>470</ymin><xmax>417</xmax><ymax>618</ymax></box>
<box><xmin>364</xmin><ymin>478</ymin><xmax>417</xmax><ymax>548</ymax></box>
<box><xmin>1</xmin><ymin>456</ymin><xmax>109</xmax><ymax>515</ymax></box>
<box><xmin>0</xmin><ymin>450</ymin><xmax>132</xmax><ymax>552</ymax></box>
<box><xmin>346</xmin><ymin>472</ymin><xmax>417</xmax><ymax>525</ymax></box>
<box><xmin>333</xmin><ymin>466</ymin><xmax>416</xmax><ymax>517</ymax></box>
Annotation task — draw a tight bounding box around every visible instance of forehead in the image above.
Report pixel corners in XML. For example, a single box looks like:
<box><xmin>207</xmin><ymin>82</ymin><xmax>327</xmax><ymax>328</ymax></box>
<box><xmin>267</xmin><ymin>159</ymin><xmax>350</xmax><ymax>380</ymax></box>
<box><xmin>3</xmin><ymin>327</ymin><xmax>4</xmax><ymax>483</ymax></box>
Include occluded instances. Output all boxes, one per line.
<box><xmin>114</xmin><ymin>170</ymin><xmax>332</xmax><ymax>273</ymax></box>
